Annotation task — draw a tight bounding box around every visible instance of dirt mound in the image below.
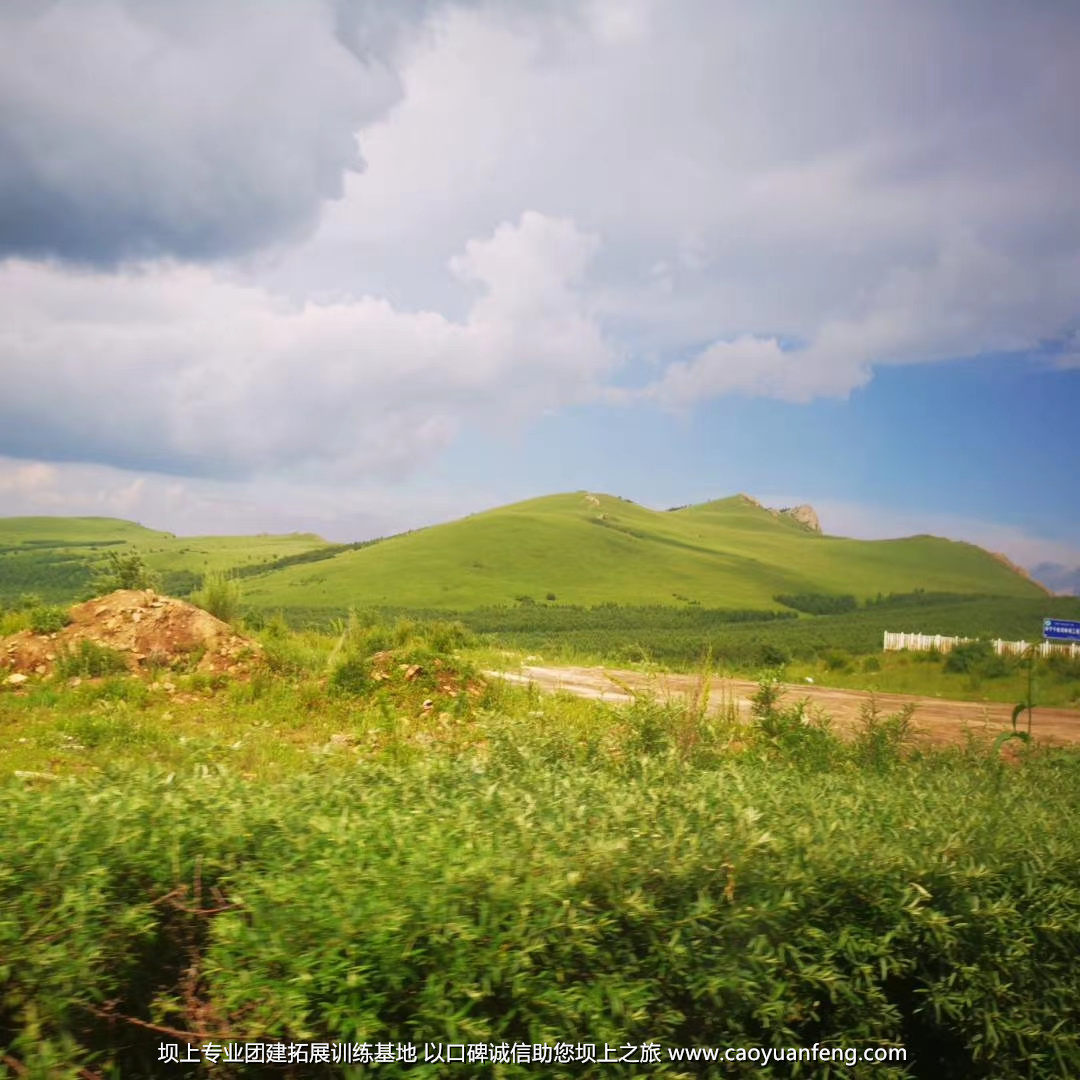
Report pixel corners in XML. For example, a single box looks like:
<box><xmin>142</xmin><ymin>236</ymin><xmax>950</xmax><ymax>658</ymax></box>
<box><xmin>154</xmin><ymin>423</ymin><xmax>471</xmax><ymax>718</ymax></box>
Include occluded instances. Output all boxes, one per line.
<box><xmin>2</xmin><ymin>590</ymin><xmax>261</xmax><ymax>682</ymax></box>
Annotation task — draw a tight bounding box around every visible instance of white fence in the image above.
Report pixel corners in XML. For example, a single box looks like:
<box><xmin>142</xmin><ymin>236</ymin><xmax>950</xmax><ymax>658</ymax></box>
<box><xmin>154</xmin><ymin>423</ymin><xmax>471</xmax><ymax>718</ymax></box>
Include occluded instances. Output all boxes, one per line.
<box><xmin>883</xmin><ymin>631</ymin><xmax>1080</xmax><ymax>659</ymax></box>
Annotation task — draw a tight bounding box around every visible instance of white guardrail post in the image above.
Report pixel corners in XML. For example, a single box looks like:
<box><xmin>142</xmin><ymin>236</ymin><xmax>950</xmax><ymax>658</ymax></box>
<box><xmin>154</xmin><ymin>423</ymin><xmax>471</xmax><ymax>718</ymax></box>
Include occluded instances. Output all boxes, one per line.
<box><xmin>884</xmin><ymin>634</ymin><xmax>1079</xmax><ymax>657</ymax></box>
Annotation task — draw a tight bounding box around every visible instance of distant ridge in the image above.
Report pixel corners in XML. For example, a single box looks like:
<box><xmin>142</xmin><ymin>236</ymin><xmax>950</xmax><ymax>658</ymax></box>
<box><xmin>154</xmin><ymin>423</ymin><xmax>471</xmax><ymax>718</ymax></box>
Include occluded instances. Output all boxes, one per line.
<box><xmin>1031</xmin><ymin>562</ymin><xmax>1080</xmax><ymax>597</ymax></box>
<box><xmin>233</xmin><ymin>491</ymin><xmax>1044</xmax><ymax>611</ymax></box>
<box><xmin>0</xmin><ymin>495</ymin><xmax>1049</xmax><ymax>611</ymax></box>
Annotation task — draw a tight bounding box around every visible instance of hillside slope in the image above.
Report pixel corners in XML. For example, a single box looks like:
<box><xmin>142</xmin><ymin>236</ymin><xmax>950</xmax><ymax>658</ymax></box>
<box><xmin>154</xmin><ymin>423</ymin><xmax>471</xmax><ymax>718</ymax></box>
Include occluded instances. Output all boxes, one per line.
<box><xmin>0</xmin><ymin>517</ymin><xmax>327</xmax><ymax>605</ymax></box>
<box><xmin>240</xmin><ymin>493</ymin><xmax>1046</xmax><ymax>612</ymax></box>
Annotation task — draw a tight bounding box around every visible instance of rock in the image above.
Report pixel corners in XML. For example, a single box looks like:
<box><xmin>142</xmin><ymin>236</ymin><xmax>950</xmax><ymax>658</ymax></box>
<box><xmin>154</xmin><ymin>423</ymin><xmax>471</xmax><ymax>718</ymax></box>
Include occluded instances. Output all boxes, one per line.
<box><xmin>779</xmin><ymin>504</ymin><xmax>822</xmax><ymax>533</ymax></box>
<box><xmin>5</xmin><ymin>673</ymin><xmax>29</xmax><ymax>686</ymax></box>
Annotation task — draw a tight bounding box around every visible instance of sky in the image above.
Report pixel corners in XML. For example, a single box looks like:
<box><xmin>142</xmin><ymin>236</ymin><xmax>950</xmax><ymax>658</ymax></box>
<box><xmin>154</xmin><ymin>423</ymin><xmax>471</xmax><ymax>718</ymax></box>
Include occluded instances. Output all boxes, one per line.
<box><xmin>0</xmin><ymin>0</ymin><xmax>1078</xmax><ymax>587</ymax></box>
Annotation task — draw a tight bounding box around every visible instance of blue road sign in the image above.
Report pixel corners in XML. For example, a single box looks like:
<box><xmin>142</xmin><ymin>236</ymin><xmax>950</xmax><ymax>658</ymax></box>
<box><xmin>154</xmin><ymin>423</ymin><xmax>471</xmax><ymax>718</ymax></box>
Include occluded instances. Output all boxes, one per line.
<box><xmin>1044</xmin><ymin>618</ymin><xmax>1080</xmax><ymax>642</ymax></box>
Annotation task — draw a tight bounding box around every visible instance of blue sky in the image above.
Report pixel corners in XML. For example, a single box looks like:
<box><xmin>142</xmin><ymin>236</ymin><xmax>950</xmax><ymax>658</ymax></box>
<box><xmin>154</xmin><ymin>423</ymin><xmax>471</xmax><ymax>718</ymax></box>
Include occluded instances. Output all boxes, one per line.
<box><xmin>0</xmin><ymin>0</ymin><xmax>1077</xmax><ymax>584</ymax></box>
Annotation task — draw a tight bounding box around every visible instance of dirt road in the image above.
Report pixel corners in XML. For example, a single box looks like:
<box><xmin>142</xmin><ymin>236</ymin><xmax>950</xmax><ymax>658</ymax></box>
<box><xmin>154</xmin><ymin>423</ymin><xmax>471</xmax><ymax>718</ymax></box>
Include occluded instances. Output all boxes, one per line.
<box><xmin>487</xmin><ymin>664</ymin><xmax>1080</xmax><ymax>748</ymax></box>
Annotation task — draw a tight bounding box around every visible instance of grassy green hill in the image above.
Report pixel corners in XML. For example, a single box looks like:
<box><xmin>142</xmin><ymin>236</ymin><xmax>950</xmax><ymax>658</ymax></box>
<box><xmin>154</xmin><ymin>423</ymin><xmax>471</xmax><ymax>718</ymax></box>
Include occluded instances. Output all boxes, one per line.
<box><xmin>240</xmin><ymin>492</ymin><xmax>1046</xmax><ymax>612</ymax></box>
<box><xmin>0</xmin><ymin>516</ymin><xmax>326</xmax><ymax>605</ymax></box>
<box><xmin>0</xmin><ymin>493</ymin><xmax>1049</xmax><ymax>615</ymax></box>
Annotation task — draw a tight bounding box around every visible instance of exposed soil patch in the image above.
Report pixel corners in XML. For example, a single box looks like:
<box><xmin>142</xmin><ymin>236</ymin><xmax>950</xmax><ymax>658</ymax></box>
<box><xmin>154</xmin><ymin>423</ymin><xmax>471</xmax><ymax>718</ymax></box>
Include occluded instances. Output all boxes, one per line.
<box><xmin>489</xmin><ymin>664</ymin><xmax>1080</xmax><ymax>748</ymax></box>
<box><xmin>2</xmin><ymin>590</ymin><xmax>261</xmax><ymax>681</ymax></box>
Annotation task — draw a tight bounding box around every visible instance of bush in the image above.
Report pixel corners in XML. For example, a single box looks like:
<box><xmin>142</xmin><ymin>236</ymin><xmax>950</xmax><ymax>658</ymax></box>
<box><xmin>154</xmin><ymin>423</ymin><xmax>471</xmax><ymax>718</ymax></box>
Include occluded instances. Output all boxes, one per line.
<box><xmin>982</xmin><ymin>652</ymin><xmax>1013</xmax><ymax>679</ymax></box>
<box><xmin>94</xmin><ymin>550</ymin><xmax>157</xmax><ymax>593</ymax></box>
<box><xmin>328</xmin><ymin>617</ymin><xmax>477</xmax><ymax>705</ymax></box>
<box><xmin>1047</xmin><ymin>654</ymin><xmax>1080</xmax><ymax>681</ymax></box>
<box><xmin>851</xmin><ymin>697</ymin><xmax>917</xmax><ymax>770</ymax></box>
<box><xmin>192</xmin><ymin>573</ymin><xmax>242</xmax><ymax>625</ymax></box>
<box><xmin>775</xmin><ymin>592</ymin><xmax>858</xmax><ymax>615</ymax></box>
<box><xmin>4</xmin><ymin>687</ymin><xmax>1080</xmax><ymax>1076</ymax></box>
<box><xmin>158</xmin><ymin>569</ymin><xmax>203</xmax><ymax>598</ymax></box>
<box><xmin>749</xmin><ymin>673</ymin><xmax>835</xmax><ymax>762</ymax></box>
<box><xmin>329</xmin><ymin>654</ymin><xmax>373</xmax><ymax>695</ymax></box>
<box><xmin>943</xmin><ymin>638</ymin><xmax>994</xmax><ymax>674</ymax></box>
<box><xmin>28</xmin><ymin>605</ymin><xmax>70</xmax><ymax>634</ymax></box>
<box><xmin>756</xmin><ymin>642</ymin><xmax>790</xmax><ymax>668</ymax></box>
<box><xmin>55</xmin><ymin>640</ymin><xmax>130</xmax><ymax>679</ymax></box>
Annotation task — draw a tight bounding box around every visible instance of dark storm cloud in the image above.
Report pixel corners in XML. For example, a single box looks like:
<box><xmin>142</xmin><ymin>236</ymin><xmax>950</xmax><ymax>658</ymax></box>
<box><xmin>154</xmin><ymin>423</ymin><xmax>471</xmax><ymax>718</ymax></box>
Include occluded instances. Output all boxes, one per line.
<box><xmin>0</xmin><ymin>0</ymin><xmax>405</xmax><ymax>264</ymax></box>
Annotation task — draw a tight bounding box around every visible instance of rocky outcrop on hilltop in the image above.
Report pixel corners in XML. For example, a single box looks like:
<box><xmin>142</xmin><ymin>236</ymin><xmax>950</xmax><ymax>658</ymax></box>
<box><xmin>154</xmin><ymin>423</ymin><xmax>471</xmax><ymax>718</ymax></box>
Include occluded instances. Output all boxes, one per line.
<box><xmin>736</xmin><ymin>494</ymin><xmax>822</xmax><ymax>533</ymax></box>
<box><xmin>989</xmin><ymin>552</ymin><xmax>1051</xmax><ymax>595</ymax></box>
<box><xmin>779</xmin><ymin>504</ymin><xmax>822</xmax><ymax>533</ymax></box>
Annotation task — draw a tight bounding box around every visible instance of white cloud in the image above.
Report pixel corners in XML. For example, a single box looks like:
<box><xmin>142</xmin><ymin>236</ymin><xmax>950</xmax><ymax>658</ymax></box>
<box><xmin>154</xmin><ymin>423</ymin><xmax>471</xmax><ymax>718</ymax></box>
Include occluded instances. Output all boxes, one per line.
<box><xmin>267</xmin><ymin>0</ymin><xmax>1080</xmax><ymax>401</ymax></box>
<box><xmin>0</xmin><ymin>461</ymin><xmax>62</xmax><ymax>500</ymax></box>
<box><xmin>0</xmin><ymin>212</ymin><xmax>611</xmax><ymax>479</ymax></box>
<box><xmin>639</xmin><ymin>231</ymin><xmax>1080</xmax><ymax>404</ymax></box>
<box><xmin>0</xmin><ymin>456</ymin><xmax>494</xmax><ymax>541</ymax></box>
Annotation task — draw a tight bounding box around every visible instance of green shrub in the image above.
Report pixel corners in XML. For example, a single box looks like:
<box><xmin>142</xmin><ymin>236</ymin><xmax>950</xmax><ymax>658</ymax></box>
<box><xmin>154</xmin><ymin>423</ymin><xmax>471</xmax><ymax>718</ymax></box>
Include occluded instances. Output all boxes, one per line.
<box><xmin>94</xmin><ymin>550</ymin><xmax>157</xmax><ymax>593</ymax></box>
<box><xmin>28</xmin><ymin>605</ymin><xmax>70</xmax><ymax>634</ymax></box>
<box><xmin>8</xmin><ymin>745</ymin><xmax>1080</xmax><ymax>1077</ymax></box>
<box><xmin>55</xmin><ymin>639</ymin><xmax>130</xmax><ymax>679</ymax></box>
<box><xmin>982</xmin><ymin>652</ymin><xmax>1013</xmax><ymax>679</ymax></box>
<box><xmin>943</xmin><ymin>638</ymin><xmax>995</xmax><ymax>674</ymax></box>
<box><xmin>418</xmin><ymin>619</ymin><xmax>471</xmax><ymax>653</ymax></box>
<box><xmin>824</xmin><ymin>648</ymin><xmax>852</xmax><ymax>671</ymax></box>
<box><xmin>749</xmin><ymin>673</ymin><xmax>835</xmax><ymax>763</ymax></box>
<box><xmin>1047</xmin><ymin>654</ymin><xmax>1080</xmax><ymax>681</ymax></box>
<box><xmin>851</xmin><ymin>697</ymin><xmax>917</xmax><ymax>770</ymax></box>
<box><xmin>756</xmin><ymin>642</ymin><xmax>790</xmax><ymax>668</ymax></box>
<box><xmin>157</xmin><ymin>569</ymin><xmax>203</xmax><ymax>598</ymax></box>
<box><xmin>329</xmin><ymin>654</ymin><xmax>373</xmax><ymax>695</ymax></box>
<box><xmin>192</xmin><ymin>572</ymin><xmax>242</xmax><ymax>625</ymax></box>
<box><xmin>774</xmin><ymin>591</ymin><xmax>858</xmax><ymax>615</ymax></box>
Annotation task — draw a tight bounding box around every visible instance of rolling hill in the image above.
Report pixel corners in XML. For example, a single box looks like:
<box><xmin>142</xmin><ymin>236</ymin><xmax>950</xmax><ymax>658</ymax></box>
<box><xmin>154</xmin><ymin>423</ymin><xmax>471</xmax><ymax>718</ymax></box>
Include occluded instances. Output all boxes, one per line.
<box><xmin>236</xmin><ymin>492</ymin><xmax>1047</xmax><ymax>612</ymax></box>
<box><xmin>0</xmin><ymin>493</ymin><xmax>1050</xmax><ymax>614</ymax></box>
<box><xmin>0</xmin><ymin>516</ymin><xmax>327</xmax><ymax>605</ymax></box>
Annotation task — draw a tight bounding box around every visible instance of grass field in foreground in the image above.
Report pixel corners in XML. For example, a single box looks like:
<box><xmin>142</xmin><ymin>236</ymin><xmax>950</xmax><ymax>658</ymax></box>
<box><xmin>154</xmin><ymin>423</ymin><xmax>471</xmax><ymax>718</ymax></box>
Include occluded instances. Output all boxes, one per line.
<box><xmin>253</xmin><ymin>596</ymin><xmax>1080</xmax><ymax>707</ymax></box>
<box><xmin>2</xmin><ymin>621</ymin><xmax>1080</xmax><ymax>1079</ymax></box>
